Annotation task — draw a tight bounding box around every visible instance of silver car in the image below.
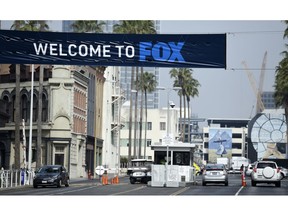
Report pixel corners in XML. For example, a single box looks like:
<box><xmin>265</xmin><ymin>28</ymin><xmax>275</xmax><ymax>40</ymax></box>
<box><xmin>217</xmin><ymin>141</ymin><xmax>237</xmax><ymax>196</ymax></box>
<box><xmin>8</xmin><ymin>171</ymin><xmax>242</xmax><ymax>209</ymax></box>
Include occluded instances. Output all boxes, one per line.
<box><xmin>202</xmin><ymin>164</ymin><xmax>228</xmax><ymax>186</ymax></box>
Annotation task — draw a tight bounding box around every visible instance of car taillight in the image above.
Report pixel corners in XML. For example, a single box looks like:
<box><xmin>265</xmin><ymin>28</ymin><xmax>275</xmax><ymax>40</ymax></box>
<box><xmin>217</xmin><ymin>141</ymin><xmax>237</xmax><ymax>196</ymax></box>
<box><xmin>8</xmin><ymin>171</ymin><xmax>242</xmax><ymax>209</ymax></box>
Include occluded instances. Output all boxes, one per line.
<box><xmin>277</xmin><ymin>168</ymin><xmax>280</xmax><ymax>173</ymax></box>
<box><xmin>253</xmin><ymin>167</ymin><xmax>257</xmax><ymax>173</ymax></box>
<box><xmin>203</xmin><ymin>170</ymin><xmax>206</xmax><ymax>175</ymax></box>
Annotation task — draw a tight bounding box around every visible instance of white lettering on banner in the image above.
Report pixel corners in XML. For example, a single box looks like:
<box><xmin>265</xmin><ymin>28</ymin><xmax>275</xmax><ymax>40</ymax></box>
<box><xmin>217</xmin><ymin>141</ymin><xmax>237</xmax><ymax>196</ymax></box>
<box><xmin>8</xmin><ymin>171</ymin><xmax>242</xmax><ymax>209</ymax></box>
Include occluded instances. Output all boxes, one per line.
<box><xmin>126</xmin><ymin>46</ymin><xmax>134</xmax><ymax>58</ymax></box>
<box><xmin>33</xmin><ymin>43</ymin><xmax>135</xmax><ymax>58</ymax></box>
<box><xmin>103</xmin><ymin>45</ymin><xmax>111</xmax><ymax>57</ymax></box>
<box><xmin>115</xmin><ymin>45</ymin><xmax>124</xmax><ymax>57</ymax></box>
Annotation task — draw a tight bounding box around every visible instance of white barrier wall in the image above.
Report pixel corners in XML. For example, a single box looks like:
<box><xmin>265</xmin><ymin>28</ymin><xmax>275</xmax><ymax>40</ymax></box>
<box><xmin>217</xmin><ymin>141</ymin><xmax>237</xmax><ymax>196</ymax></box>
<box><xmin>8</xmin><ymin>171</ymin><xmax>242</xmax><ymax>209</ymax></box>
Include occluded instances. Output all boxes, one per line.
<box><xmin>151</xmin><ymin>165</ymin><xmax>195</xmax><ymax>187</ymax></box>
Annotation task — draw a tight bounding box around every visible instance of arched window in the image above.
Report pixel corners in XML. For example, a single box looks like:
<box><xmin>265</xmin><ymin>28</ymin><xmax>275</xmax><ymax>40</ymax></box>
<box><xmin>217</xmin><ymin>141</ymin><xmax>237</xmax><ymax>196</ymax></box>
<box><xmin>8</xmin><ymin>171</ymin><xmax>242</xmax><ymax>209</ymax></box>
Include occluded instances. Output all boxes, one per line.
<box><xmin>42</xmin><ymin>89</ymin><xmax>48</xmax><ymax>122</ymax></box>
<box><xmin>21</xmin><ymin>94</ymin><xmax>29</xmax><ymax>122</ymax></box>
<box><xmin>1</xmin><ymin>90</ymin><xmax>12</xmax><ymax>122</ymax></box>
<box><xmin>32</xmin><ymin>93</ymin><xmax>38</xmax><ymax>122</ymax></box>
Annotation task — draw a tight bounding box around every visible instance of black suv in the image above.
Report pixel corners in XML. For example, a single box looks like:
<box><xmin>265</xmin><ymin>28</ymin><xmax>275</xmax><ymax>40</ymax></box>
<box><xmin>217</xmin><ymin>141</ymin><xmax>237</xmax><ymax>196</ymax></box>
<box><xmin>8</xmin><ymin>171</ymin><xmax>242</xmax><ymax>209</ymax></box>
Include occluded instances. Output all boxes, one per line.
<box><xmin>33</xmin><ymin>165</ymin><xmax>70</xmax><ymax>188</ymax></box>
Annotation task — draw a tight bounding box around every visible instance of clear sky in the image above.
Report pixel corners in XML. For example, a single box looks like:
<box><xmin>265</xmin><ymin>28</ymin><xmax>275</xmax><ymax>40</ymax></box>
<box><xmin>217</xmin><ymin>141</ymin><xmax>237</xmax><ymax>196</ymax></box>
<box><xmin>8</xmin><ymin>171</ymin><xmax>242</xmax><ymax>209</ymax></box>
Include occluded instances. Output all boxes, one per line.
<box><xmin>158</xmin><ymin>20</ymin><xmax>287</xmax><ymax>119</ymax></box>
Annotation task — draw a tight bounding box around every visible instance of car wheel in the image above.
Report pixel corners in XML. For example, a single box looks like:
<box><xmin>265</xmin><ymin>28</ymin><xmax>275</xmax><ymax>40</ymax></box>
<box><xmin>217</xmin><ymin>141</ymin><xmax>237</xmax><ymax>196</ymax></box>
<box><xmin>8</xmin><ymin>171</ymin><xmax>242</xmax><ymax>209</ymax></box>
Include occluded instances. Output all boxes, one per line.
<box><xmin>202</xmin><ymin>181</ymin><xmax>206</xmax><ymax>186</ymax></box>
<box><xmin>225</xmin><ymin>181</ymin><xmax>228</xmax><ymax>186</ymax></box>
<box><xmin>251</xmin><ymin>180</ymin><xmax>256</xmax><ymax>187</ymax></box>
<box><xmin>57</xmin><ymin>179</ymin><xmax>62</xmax><ymax>188</ymax></box>
<box><xmin>65</xmin><ymin>179</ymin><xmax>70</xmax><ymax>187</ymax></box>
<box><xmin>130</xmin><ymin>178</ymin><xmax>136</xmax><ymax>184</ymax></box>
<box><xmin>275</xmin><ymin>181</ymin><xmax>281</xmax><ymax>187</ymax></box>
<box><xmin>33</xmin><ymin>184</ymin><xmax>38</xmax><ymax>188</ymax></box>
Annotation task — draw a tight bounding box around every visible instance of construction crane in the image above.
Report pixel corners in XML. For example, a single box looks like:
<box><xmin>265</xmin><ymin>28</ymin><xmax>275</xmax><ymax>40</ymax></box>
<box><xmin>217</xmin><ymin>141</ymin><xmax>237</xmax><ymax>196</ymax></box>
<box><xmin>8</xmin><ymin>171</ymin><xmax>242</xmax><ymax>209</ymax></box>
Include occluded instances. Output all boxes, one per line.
<box><xmin>242</xmin><ymin>51</ymin><xmax>267</xmax><ymax>114</ymax></box>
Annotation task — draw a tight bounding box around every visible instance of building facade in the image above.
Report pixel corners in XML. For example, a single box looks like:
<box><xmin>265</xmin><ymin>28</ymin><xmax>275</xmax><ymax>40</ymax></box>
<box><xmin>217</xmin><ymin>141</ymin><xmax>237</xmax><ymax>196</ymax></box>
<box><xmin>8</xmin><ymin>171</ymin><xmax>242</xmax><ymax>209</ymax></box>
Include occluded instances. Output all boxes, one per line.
<box><xmin>0</xmin><ymin>64</ymin><xmax>107</xmax><ymax>178</ymax></box>
<box><xmin>120</xmin><ymin>107</ymin><xmax>179</xmax><ymax>161</ymax></box>
<box><xmin>202</xmin><ymin>118</ymin><xmax>249</xmax><ymax>165</ymax></box>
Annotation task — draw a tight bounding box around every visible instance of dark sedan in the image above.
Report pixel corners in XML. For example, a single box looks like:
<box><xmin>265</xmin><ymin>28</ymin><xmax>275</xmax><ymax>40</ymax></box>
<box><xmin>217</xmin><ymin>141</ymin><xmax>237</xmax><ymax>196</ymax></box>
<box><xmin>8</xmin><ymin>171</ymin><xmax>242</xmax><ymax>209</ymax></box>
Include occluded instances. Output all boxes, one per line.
<box><xmin>33</xmin><ymin>165</ymin><xmax>70</xmax><ymax>188</ymax></box>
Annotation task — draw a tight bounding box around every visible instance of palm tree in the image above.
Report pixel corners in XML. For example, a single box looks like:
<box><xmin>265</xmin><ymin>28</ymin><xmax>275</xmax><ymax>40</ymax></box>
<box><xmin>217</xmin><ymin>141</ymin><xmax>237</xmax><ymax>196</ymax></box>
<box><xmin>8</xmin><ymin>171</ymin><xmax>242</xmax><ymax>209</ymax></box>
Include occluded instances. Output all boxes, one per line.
<box><xmin>170</xmin><ymin>68</ymin><xmax>200</xmax><ymax>142</ymax></box>
<box><xmin>11</xmin><ymin>20</ymin><xmax>49</xmax><ymax>31</ymax></box>
<box><xmin>10</xmin><ymin>20</ymin><xmax>49</xmax><ymax>169</ymax></box>
<box><xmin>136</xmin><ymin>72</ymin><xmax>157</xmax><ymax>158</ymax></box>
<box><xmin>184</xmin><ymin>76</ymin><xmax>200</xmax><ymax>143</ymax></box>
<box><xmin>113</xmin><ymin>20</ymin><xmax>156</xmax><ymax>162</ymax></box>
<box><xmin>274</xmin><ymin>50</ymin><xmax>288</xmax><ymax>146</ymax></box>
<box><xmin>283</xmin><ymin>20</ymin><xmax>288</xmax><ymax>39</ymax></box>
<box><xmin>274</xmin><ymin>20</ymin><xmax>288</xmax><ymax>155</ymax></box>
<box><xmin>71</xmin><ymin>20</ymin><xmax>105</xmax><ymax>33</ymax></box>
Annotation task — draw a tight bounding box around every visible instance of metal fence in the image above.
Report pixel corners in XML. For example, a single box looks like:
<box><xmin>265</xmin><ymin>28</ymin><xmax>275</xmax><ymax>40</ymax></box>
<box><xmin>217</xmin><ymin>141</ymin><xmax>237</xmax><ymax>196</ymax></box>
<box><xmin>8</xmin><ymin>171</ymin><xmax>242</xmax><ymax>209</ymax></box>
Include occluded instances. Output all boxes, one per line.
<box><xmin>0</xmin><ymin>169</ymin><xmax>34</xmax><ymax>189</ymax></box>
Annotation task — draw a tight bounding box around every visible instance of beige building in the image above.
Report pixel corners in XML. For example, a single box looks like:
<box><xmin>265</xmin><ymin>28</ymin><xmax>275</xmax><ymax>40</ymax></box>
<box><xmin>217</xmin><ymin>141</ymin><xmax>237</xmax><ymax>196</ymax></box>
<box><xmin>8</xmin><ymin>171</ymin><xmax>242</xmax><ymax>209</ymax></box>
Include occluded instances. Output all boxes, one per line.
<box><xmin>120</xmin><ymin>107</ymin><xmax>179</xmax><ymax>161</ymax></box>
<box><xmin>0</xmin><ymin>64</ymin><xmax>106</xmax><ymax>179</ymax></box>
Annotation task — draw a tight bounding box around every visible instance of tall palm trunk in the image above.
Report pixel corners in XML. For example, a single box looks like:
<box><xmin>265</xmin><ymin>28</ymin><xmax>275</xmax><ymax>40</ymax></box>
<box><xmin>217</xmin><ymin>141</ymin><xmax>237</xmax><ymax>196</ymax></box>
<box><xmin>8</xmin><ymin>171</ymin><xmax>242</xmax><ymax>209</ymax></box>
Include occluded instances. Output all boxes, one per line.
<box><xmin>144</xmin><ymin>90</ymin><xmax>148</xmax><ymax>159</ymax></box>
<box><xmin>15</xmin><ymin>64</ymin><xmax>21</xmax><ymax>169</ymax></box>
<box><xmin>128</xmin><ymin>67</ymin><xmax>135</xmax><ymax>163</ymax></box>
<box><xmin>36</xmin><ymin>66</ymin><xmax>43</xmax><ymax>169</ymax></box>
<box><xmin>285</xmin><ymin>106</ymin><xmax>288</xmax><ymax>158</ymax></box>
<box><xmin>138</xmin><ymin>68</ymin><xmax>144</xmax><ymax>158</ymax></box>
<box><xmin>183</xmin><ymin>93</ymin><xmax>187</xmax><ymax>142</ymax></box>
<box><xmin>179</xmin><ymin>91</ymin><xmax>183</xmax><ymax>141</ymax></box>
<box><xmin>133</xmin><ymin>67</ymin><xmax>139</xmax><ymax>158</ymax></box>
<box><xmin>187</xmin><ymin>97</ymin><xmax>191</xmax><ymax>143</ymax></box>
<box><xmin>139</xmin><ymin>67</ymin><xmax>144</xmax><ymax>158</ymax></box>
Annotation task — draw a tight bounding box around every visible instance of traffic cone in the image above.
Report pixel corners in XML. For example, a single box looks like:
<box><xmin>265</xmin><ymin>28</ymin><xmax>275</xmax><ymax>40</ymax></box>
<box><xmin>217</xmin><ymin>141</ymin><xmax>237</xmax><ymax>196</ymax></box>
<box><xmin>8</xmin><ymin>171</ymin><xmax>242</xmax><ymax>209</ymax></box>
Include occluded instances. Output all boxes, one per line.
<box><xmin>105</xmin><ymin>175</ymin><xmax>108</xmax><ymax>185</ymax></box>
<box><xmin>241</xmin><ymin>171</ymin><xmax>247</xmax><ymax>187</ymax></box>
<box><xmin>115</xmin><ymin>175</ymin><xmax>119</xmax><ymax>184</ymax></box>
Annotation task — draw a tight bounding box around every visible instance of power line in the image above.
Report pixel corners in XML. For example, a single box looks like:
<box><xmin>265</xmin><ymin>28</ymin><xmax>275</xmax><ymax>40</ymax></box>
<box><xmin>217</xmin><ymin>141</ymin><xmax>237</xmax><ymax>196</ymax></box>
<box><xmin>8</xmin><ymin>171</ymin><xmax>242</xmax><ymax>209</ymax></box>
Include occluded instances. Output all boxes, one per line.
<box><xmin>228</xmin><ymin>68</ymin><xmax>276</xmax><ymax>71</ymax></box>
<box><xmin>227</xmin><ymin>30</ymin><xmax>284</xmax><ymax>35</ymax></box>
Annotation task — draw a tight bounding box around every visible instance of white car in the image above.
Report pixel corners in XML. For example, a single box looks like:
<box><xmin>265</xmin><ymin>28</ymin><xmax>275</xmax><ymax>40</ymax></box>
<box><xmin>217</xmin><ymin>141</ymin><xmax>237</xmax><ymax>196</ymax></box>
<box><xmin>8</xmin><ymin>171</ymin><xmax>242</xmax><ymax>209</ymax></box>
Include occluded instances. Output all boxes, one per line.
<box><xmin>279</xmin><ymin>166</ymin><xmax>287</xmax><ymax>179</ymax></box>
<box><xmin>251</xmin><ymin>161</ymin><xmax>281</xmax><ymax>187</ymax></box>
<box><xmin>245</xmin><ymin>162</ymin><xmax>256</xmax><ymax>177</ymax></box>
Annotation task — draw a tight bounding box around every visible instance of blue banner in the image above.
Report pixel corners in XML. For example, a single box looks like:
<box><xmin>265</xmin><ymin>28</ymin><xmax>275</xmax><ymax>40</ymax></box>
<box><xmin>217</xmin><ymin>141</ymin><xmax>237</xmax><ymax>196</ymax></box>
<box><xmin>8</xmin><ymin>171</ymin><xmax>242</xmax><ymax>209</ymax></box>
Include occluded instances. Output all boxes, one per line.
<box><xmin>0</xmin><ymin>30</ymin><xmax>226</xmax><ymax>68</ymax></box>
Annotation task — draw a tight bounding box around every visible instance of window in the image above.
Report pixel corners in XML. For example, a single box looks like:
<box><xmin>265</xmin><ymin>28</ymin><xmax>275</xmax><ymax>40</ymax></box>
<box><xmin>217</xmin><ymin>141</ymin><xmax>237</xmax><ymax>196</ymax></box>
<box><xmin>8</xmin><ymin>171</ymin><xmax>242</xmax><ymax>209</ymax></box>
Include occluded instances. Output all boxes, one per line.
<box><xmin>147</xmin><ymin>122</ymin><xmax>152</xmax><ymax>130</ymax></box>
<box><xmin>160</xmin><ymin>122</ymin><xmax>166</xmax><ymax>131</ymax></box>
<box><xmin>232</xmin><ymin>143</ymin><xmax>242</xmax><ymax>149</ymax></box>
<box><xmin>232</xmin><ymin>133</ymin><xmax>242</xmax><ymax>139</ymax></box>
<box><xmin>147</xmin><ymin>139</ymin><xmax>152</xmax><ymax>147</ymax></box>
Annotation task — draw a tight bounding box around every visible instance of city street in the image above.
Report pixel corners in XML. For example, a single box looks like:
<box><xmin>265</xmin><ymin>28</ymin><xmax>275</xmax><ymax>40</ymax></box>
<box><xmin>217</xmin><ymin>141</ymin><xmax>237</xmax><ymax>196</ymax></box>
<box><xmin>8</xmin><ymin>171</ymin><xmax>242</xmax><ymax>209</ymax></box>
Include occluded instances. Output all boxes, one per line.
<box><xmin>1</xmin><ymin>174</ymin><xmax>288</xmax><ymax>196</ymax></box>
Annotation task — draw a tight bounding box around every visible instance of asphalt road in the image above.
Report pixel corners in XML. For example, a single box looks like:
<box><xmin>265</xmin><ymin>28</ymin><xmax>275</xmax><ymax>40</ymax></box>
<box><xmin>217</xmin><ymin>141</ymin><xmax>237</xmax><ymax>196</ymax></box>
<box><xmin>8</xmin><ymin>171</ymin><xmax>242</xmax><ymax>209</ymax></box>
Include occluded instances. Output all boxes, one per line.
<box><xmin>1</xmin><ymin>174</ymin><xmax>288</xmax><ymax>196</ymax></box>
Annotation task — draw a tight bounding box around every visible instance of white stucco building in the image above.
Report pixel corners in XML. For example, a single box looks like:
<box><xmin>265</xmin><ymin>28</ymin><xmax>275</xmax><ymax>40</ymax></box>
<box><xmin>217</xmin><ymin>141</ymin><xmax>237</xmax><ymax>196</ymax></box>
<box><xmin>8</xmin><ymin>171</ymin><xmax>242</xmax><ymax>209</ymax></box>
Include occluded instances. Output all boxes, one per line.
<box><xmin>119</xmin><ymin>107</ymin><xmax>179</xmax><ymax>161</ymax></box>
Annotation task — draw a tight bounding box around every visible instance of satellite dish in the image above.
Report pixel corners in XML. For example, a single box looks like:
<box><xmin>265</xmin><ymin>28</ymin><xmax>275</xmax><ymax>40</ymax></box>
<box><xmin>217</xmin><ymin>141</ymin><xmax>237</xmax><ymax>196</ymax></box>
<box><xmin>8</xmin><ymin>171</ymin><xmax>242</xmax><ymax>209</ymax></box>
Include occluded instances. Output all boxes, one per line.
<box><xmin>95</xmin><ymin>166</ymin><xmax>106</xmax><ymax>176</ymax></box>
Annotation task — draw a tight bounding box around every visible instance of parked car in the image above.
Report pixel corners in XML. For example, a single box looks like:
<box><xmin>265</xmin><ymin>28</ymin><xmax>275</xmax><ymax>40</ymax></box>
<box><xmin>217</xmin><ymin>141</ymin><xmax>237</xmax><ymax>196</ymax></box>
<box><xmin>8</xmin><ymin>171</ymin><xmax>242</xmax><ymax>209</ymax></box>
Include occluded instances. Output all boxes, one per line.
<box><xmin>251</xmin><ymin>161</ymin><xmax>281</xmax><ymax>187</ymax></box>
<box><xmin>202</xmin><ymin>163</ymin><xmax>228</xmax><ymax>186</ymax></box>
<box><xmin>245</xmin><ymin>162</ymin><xmax>256</xmax><ymax>177</ymax></box>
<box><xmin>279</xmin><ymin>166</ymin><xmax>288</xmax><ymax>179</ymax></box>
<box><xmin>33</xmin><ymin>165</ymin><xmax>70</xmax><ymax>188</ymax></box>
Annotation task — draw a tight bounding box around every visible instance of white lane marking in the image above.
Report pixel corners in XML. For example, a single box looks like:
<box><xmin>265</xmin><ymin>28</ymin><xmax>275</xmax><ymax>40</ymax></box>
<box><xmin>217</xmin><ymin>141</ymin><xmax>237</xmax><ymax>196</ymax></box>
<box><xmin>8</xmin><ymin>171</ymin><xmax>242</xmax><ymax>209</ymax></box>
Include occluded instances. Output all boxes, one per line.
<box><xmin>111</xmin><ymin>185</ymin><xmax>146</xmax><ymax>195</ymax></box>
<box><xmin>55</xmin><ymin>185</ymin><xmax>99</xmax><ymax>195</ymax></box>
<box><xmin>170</xmin><ymin>187</ymin><xmax>190</xmax><ymax>196</ymax></box>
<box><xmin>235</xmin><ymin>186</ymin><xmax>244</xmax><ymax>196</ymax></box>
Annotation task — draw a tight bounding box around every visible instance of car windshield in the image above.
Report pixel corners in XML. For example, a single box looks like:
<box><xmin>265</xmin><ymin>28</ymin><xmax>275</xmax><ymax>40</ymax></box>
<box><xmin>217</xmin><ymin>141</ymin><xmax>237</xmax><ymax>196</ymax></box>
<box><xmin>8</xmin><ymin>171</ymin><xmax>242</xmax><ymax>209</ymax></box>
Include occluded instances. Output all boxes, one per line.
<box><xmin>38</xmin><ymin>166</ymin><xmax>60</xmax><ymax>174</ymax></box>
<box><xmin>131</xmin><ymin>160</ymin><xmax>153</xmax><ymax>168</ymax></box>
<box><xmin>257</xmin><ymin>163</ymin><xmax>276</xmax><ymax>169</ymax></box>
<box><xmin>205</xmin><ymin>164</ymin><xmax>224</xmax><ymax>171</ymax></box>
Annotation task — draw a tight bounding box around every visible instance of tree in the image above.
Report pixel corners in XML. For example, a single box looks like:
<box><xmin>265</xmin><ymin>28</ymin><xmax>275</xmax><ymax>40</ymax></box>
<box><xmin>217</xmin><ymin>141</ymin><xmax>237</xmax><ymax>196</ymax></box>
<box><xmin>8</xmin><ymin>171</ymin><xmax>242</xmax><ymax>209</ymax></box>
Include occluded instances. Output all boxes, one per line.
<box><xmin>184</xmin><ymin>76</ymin><xmax>200</xmax><ymax>142</ymax></box>
<box><xmin>71</xmin><ymin>20</ymin><xmax>105</xmax><ymax>33</ymax></box>
<box><xmin>11</xmin><ymin>21</ymin><xmax>49</xmax><ymax>31</ymax></box>
<box><xmin>274</xmin><ymin>20</ymin><xmax>288</xmax><ymax>152</ymax></box>
<box><xmin>170</xmin><ymin>68</ymin><xmax>200</xmax><ymax>142</ymax></box>
<box><xmin>136</xmin><ymin>72</ymin><xmax>157</xmax><ymax>158</ymax></box>
<box><xmin>10</xmin><ymin>21</ymin><xmax>49</xmax><ymax>169</ymax></box>
<box><xmin>113</xmin><ymin>20</ymin><xmax>156</xmax><ymax>162</ymax></box>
